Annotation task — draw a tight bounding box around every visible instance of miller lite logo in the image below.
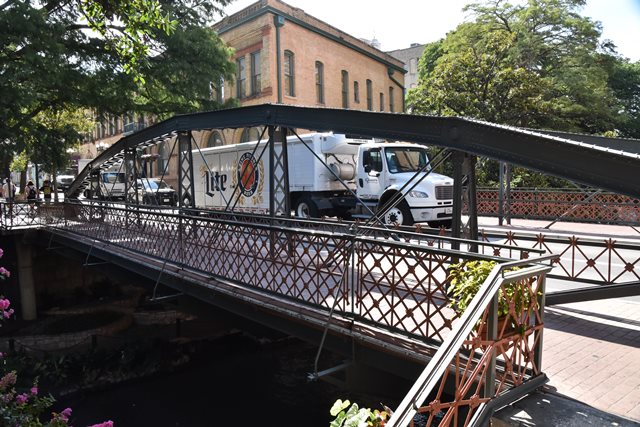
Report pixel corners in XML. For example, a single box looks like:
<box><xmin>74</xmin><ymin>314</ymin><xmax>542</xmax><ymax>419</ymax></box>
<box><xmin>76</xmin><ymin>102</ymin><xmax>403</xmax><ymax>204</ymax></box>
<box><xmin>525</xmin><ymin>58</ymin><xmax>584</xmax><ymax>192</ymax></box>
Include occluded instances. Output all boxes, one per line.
<box><xmin>237</xmin><ymin>152</ymin><xmax>260</xmax><ymax>197</ymax></box>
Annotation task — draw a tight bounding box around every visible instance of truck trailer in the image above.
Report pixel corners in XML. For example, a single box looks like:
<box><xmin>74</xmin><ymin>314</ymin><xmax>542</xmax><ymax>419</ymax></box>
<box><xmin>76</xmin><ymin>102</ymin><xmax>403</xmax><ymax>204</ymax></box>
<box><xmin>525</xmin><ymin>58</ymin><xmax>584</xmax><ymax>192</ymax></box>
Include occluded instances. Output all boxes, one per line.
<box><xmin>192</xmin><ymin>133</ymin><xmax>454</xmax><ymax>226</ymax></box>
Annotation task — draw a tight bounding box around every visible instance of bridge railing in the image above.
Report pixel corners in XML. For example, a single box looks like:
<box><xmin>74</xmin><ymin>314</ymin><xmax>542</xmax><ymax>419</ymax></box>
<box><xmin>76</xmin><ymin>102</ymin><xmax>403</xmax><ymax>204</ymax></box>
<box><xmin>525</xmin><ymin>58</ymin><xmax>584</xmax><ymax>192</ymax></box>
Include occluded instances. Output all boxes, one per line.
<box><xmin>388</xmin><ymin>255</ymin><xmax>556</xmax><ymax>427</ymax></box>
<box><xmin>477</xmin><ymin>229</ymin><xmax>640</xmax><ymax>285</ymax></box>
<box><xmin>2</xmin><ymin>200</ymin><xmax>556</xmax><ymax>425</ymax></box>
<box><xmin>35</xmin><ymin>202</ymin><xmax>535</xmax><ymax>344</ymax></box>
<box><xmin>471</xmin><ymin>187</ymin><xmax>640</xmax><ymax>225</ymax></box>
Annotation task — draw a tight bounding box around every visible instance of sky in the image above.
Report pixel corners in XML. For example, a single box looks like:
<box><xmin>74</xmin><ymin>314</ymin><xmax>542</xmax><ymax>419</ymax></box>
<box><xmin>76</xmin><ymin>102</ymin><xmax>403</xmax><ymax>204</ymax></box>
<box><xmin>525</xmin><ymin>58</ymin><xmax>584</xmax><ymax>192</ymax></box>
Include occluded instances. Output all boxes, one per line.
<box><xmin>220</xmin><ymin>0</ymin><xmax>640</xmax><ymax>61</ymax></box>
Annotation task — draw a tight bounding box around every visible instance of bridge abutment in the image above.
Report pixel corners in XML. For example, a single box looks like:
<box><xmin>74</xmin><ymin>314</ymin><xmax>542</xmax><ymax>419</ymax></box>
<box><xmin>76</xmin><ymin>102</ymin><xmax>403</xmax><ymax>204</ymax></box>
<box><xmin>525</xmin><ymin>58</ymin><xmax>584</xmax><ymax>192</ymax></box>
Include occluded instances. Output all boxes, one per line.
<box><xmin>15</xmin><ymin>235</ymin><xmax>37</xmax><ymax>320</ymax></box>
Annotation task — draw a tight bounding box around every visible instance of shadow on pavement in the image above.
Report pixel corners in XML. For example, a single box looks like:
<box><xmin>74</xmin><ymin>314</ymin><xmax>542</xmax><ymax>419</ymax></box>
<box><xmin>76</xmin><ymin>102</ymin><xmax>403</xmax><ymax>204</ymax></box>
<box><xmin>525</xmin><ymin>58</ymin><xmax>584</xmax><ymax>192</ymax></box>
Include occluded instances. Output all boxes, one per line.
<box><xmin>492</xmin><ymin>387</ymin><xmax>640</xmax><ymax>426</ymax></box>
<box><xmin>544</xmin><ymin>306</ymin><xmax>640</xmax><ymax>347</ymax></box>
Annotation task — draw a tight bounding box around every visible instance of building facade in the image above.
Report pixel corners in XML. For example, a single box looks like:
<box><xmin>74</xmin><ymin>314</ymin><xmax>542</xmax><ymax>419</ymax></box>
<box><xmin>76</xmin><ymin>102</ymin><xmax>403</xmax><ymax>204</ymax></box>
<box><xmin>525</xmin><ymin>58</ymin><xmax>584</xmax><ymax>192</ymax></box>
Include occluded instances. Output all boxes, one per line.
<box><xmin>85</xmin><ymin>0</ymin><xmax>406</xmax><ymax>188</ymax></box>
<box><xmin>387</xmin><ymin>43</ymin><xmax>425</xmax><ymax>90</ymax></box>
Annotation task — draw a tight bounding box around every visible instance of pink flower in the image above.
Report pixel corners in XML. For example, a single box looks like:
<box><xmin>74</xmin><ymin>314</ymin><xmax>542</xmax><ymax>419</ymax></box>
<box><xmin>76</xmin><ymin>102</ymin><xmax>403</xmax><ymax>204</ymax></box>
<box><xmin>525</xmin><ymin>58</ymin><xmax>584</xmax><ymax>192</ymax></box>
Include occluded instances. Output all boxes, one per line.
<box><xmin>0</xmin><ymin>248</ymin><xmax>4</xmax><ymax>258</ymax></box>
<box><xmin>87</xmin><ymin>421</ymin><xmax>114</xmax><ymax>427</ymax></box>
<box><xmin>0</xmin><ymin>298</ymin><xmax>10</xmax><ymax>310</ymax></box>
<box><xmin>15</xmin><ymin>393</ymin><xmax>28</xmax><ymax>404</ymax></box>
<box><xmin>30</xmin><ymin>386</ymin><xmax>38</xmax><ymax>395</ymax></box>
<box><xmin>3</xmin><ymin>308</ymin><xmax>13</xmax><ymax>319</ymax></box>
<box><xmin>0</xmin><ymin>267</ymin><xmax>9</xmax><ymax>278</ymax></box>
<box><xmin>60</xmin><ymin>407</ymin><xmax>73</xmax><ymax>421</ymax></box>
<box><xmin>0</xmin><ymin>371</ymin><xmax>17</xmax><ymax>390</ymax></box>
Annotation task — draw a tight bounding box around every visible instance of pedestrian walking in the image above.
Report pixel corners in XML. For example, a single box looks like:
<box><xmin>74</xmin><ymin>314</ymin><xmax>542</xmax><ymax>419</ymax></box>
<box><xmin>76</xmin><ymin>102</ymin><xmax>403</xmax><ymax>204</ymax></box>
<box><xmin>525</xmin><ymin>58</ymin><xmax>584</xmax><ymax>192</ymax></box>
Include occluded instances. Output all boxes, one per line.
<box><xmin>25</xmin><ymin>180</ymin><xmax>38</xmax><ymax>215</ymax></box>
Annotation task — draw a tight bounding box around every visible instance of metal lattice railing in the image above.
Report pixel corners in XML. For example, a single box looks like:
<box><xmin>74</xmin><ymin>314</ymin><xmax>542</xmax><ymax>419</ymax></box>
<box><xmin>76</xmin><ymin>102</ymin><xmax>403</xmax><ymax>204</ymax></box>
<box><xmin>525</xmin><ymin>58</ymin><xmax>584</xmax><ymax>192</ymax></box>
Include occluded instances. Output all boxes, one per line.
<box><xmin>472</xmin><ymin>188</ymin><xmax>640</xmax><ymax>225</ymax></box>
<box><xmin>388</xmin><ymin>258</ymin><xmax>555</xmax><ymax>427</ymax></box>
<box><xmin>1</xmin><ymin>200</ymin><xmax>557</xmax><ymax>427</ymax></box>
<box><xmin>478</xmin><ymin>229</ymin><xmax>640</xmax><ymax>285</ymax></box>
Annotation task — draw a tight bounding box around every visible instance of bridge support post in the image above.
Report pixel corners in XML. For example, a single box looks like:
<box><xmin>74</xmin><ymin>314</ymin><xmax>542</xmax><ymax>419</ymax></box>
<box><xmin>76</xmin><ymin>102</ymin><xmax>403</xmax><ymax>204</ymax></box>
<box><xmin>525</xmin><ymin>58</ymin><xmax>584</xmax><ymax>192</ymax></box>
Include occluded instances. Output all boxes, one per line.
<box><xmin>451</xmin><ymin>151</ymin><xmax>464</xmax><ymax>250</ymax></box>
<box><xmin>268</xmin><ymin>126</ymin><xmax>290</xmax><ymax>217</ymax></box>
<box><xmin>498</xmin><ymin>162</ymin><xmax>512</xmax><ymax>226</ymax></box>
<box><xmin>15</xmin><ymin>236</ymin><xmax>37</xmax><ymax>321</ymax></box>
<box><xmin>178</xmin><ymin>131</ymin><xmax>195</xmax><ymax>208</ymax></box>
<box><xmin>464</xmin><ymin>154</ymin><xmax>478</xmax><ymax>252</ymax></box>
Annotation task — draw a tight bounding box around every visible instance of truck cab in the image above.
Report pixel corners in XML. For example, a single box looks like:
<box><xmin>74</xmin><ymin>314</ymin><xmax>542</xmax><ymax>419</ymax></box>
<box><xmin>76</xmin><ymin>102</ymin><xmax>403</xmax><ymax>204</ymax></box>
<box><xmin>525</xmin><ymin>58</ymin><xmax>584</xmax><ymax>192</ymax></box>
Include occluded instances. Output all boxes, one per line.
<box><xmin>357</xmin><ymin>142</ymin><xmax>453</xmax><ymax>226</ymax></box>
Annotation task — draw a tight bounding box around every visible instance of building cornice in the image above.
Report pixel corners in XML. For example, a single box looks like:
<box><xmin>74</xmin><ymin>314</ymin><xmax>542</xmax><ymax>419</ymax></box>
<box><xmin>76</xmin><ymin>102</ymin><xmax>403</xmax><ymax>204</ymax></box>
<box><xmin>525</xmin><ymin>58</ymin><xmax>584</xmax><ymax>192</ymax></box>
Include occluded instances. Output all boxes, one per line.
<box><xmin>215</xmin><ymin>1</ymin><xmax>406</xmax><ymax>74</ymax></box>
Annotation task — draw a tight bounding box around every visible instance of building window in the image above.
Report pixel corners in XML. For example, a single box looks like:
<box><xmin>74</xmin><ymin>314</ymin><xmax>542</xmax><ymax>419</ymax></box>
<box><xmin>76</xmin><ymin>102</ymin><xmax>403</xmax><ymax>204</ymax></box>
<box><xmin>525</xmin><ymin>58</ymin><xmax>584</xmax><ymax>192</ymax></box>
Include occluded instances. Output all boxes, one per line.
<box><xmin>341</xmin><ymin>70</ymin><xmax>349</xmax><ymax>108</ymax></box>
<box><xmin>380</xmin><ymin>93</ymin><xmax>384</xmax><ymax>111</ymax></box>
<box><xmin>250</xmin><ymin>51</ymin><xmax>261</xmax><ymax>96</ymax></box>
<box><xmin>236</xmin><ymin>56</ymin><xmax>246</xmax><ymax>99</ymax></box>
<box><xmin>315</xmin><ymin>61</ymin><xmax>324</xmax><ymax>104</ymax></box>
<box><xmin>354</xmin><ymin>81</ymin><xmax>360</xmax><ymax>104</ymax></box>
<box><xmin>284</xmin><ymin>50</ymin><xmax>295</xmax><ymax>97</ymax></box>
<box><xmin>240</xmin><ymin>127</ymin><xmax>262</xmax><ymax>143</ymax></box>
<box><xmin>207</xmin><ymin>131</ymin><xmax>224</xmax><ymax>147</ymax></box>
<box><xmin>213</xmin><ymin>77</ymin><xmax>224</xmax><ymax>103</ymax></box>
<box><xmin>158</xmin><ymin>141</ymin><xmax>170</xmax><ymax>175</ymax></box>
<box><xmin>410</xmin><ymin>58</ymin><xmax>417</xmax><ymax>74</ymax></box>
<box><xmin>389</xmin><ymin>86</ymin><xmax>394</xmax><ymax>112</ymax></box>
<box><xmin>366</xmin><ymin>79</ymin><xmax>373</xmax><ymax>111</ymax></box>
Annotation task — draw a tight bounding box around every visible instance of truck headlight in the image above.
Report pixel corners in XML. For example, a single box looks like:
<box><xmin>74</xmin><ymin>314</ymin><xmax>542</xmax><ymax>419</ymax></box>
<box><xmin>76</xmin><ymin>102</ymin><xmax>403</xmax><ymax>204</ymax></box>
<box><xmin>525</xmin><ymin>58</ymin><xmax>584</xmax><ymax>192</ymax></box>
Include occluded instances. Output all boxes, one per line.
<box><xmin>409</xmin><ymin>191</ymin><xmax>429</xmax><ymax>198</ymax></box>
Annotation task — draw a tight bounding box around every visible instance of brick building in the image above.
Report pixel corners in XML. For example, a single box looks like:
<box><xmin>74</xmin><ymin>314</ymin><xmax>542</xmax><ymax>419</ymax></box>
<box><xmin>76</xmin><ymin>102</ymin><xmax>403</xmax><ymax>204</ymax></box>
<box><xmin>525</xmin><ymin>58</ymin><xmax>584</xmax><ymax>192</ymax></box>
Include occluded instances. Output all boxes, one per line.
<box><xmin>84</xmin><ymin>0</ymin><xmax>406</xmax><ymax>187</ymax></box>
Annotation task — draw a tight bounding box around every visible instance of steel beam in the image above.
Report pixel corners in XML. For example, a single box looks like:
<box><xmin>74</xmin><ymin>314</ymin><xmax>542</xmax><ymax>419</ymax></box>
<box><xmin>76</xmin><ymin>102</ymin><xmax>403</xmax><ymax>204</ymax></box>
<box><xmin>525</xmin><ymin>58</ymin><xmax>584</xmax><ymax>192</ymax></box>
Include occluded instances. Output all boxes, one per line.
<box><xmin>66</xmin><ymin>104</ymin><xmax>640</xmax><ymax>201</ymax></box>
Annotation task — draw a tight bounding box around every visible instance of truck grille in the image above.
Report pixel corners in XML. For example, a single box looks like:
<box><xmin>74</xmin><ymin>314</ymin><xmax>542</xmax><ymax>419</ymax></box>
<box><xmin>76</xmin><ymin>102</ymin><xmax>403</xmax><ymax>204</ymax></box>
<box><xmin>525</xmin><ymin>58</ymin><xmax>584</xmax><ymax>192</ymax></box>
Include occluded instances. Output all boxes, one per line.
<box><xmin>435</xmin><ymin>185</ymin><xmax>453</xmax><ymax>200</ymax></box>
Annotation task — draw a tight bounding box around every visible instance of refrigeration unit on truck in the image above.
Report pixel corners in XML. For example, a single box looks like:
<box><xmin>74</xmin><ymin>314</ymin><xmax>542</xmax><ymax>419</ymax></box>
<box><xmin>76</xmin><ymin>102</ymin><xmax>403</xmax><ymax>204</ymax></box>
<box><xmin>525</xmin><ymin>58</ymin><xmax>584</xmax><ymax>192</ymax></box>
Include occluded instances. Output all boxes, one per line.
<box><xmin>192</xmin><ymin>133</ymin><xmax>454</xmax><ymax>226</ymax></box>
<box><xmin>78</xmin><ymin>158</ymin><xmax>127</xmax><ymax>200</ymax></box>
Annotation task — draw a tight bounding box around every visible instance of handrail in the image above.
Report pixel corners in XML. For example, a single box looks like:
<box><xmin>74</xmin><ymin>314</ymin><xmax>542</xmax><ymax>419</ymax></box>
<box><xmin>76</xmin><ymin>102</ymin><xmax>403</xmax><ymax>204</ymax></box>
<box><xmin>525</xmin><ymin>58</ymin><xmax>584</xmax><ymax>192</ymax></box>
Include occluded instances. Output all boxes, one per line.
<box><xmin>386</xmin><ymin>254</ymin><xmax>557</xmax><ymax>427</ymax></box>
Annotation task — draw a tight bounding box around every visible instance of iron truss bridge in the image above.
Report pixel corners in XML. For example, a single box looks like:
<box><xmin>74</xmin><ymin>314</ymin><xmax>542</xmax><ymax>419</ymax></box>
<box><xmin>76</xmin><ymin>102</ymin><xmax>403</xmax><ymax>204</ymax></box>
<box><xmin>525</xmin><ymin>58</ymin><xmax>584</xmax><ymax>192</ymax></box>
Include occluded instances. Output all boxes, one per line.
<box><xmin>4</xmin><ymin>105</ymin><xmax>640</xmax><ymax>426</ymax></box>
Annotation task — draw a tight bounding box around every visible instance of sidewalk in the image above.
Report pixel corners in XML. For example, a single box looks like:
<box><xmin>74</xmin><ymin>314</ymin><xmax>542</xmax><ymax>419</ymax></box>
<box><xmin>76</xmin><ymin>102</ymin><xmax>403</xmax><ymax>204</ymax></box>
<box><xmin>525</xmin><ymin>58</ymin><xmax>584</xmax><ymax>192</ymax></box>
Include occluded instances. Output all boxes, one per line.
<box><xmin>542</xmin><ymin>298</ymin><xmax>640</xmax><ymax>421</ymax></box>
<box><xmin>486</xmin><ymin>217</ymin><xmax>640</xmax><ymax>424</ymax></box>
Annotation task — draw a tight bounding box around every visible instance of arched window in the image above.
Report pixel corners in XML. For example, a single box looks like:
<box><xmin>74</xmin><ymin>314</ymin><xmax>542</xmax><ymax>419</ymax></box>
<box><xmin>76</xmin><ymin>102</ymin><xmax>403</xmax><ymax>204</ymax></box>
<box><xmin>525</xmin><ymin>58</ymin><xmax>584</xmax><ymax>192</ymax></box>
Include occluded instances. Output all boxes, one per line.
<box><xmin>341</xmin><ymin>70</ymin><xmax>349</xmax><ymax>108</ymax></box>
<box><xmin>250</xmin><ymin>51</ymin><xmax>261</xmax><ymax>95</ymax></box>
<box><xmin>236</xmin><ymin>56</ymin><xmax>246</xmax><ymax>98</ymax></box>
<box><xmin>354</xmin><ymin>81</ymin><xmax>360</xmax><ymax>104</ymax></box>
<box><xmin>315</xmin><ymin>61</ymin><xmax>324</xmax><ymax>104</ymax></box>
<box><xmin>366</xmin><ymin>79</ymin><xmax>373</xmax><ymax>111</ymax></box>
<box><xmin>284</xmin><ymin>50</ymin><xmax>295</xmax><ymax>97</ymax></box>
<box><xmin>240</xmin><ymin>127</ymin><xmax>262</xmax><ymax>143</ymax></box>
<box><xmin>389</xmin><ymin>86</ymin><xmax>395</xmax><ymax>112</ymax></box>
<box><xmin>207</xmin><ymin>131</ymin><xmax>224</xmax><ymax>147</ymax></box>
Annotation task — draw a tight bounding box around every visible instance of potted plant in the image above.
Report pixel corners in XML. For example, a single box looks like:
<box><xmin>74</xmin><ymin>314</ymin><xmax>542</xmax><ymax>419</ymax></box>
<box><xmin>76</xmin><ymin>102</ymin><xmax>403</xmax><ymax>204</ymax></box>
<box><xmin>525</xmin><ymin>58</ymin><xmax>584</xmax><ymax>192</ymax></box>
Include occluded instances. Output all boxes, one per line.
<box><xmin>447</xmin><ymin>260</ymin><xmax>532</xmax><ymax>338</ymax></box>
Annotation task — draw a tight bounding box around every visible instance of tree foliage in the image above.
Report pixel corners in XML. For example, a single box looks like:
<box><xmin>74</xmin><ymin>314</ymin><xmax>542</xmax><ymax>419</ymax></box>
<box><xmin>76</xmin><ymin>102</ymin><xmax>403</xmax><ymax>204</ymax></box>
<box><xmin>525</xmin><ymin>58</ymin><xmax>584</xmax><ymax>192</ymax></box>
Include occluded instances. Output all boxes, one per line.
<box><xmin>407</xmin><ymin>0</ymin><xmax>640</xmax><ymax>187</ymax></box>
<box><xmin>408</xmin><ymin>0</ymin><xmax>638</xmax><ymax>136</ymax></box>
<box><xmin>0</xmin><ymin>0</ymin><xmax>236</xmax><ymax>171</ymax></box>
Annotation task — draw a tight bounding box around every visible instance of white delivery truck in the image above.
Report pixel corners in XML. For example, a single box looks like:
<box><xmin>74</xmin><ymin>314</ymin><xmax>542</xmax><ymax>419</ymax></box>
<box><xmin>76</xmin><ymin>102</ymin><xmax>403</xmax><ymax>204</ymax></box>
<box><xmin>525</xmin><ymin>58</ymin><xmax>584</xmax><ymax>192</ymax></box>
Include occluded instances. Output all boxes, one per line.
<box><xmin>192</xmin><ymin>133</ymin><xmax>454</xmax><ymax>226</ymax></box>
<box><xmin>78</xmin><ymin>158</ymin><xmax>128</xmax><ymax>200</ymax></box>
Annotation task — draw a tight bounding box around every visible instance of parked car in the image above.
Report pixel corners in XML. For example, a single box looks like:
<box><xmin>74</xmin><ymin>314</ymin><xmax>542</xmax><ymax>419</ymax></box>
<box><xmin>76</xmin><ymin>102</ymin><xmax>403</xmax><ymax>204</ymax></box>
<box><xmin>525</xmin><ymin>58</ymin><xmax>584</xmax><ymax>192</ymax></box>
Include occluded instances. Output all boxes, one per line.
<box><xmin>56</xmin><ymin>174</ymin><xmax>75</xmax><ymax>191</ymax></box>
<box><xmin>128</xmin><ymin>178</ymin><xmax>178</xmax><ymax>206</ymax></box>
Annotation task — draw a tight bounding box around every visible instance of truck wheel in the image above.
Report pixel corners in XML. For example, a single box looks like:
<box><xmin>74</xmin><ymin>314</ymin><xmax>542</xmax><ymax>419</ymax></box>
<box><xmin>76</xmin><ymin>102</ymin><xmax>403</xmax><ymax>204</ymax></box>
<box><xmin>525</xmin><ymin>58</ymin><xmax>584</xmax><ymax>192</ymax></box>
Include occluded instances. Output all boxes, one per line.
<box><xmin>381</xmin><ymin>201</ymin><xmax>413</xmax><ymax>226</ymax></box>
<box><xmin>295</xmin><ymin>197</ymin><xmax>318</xmax><ymax>218</ymax></box>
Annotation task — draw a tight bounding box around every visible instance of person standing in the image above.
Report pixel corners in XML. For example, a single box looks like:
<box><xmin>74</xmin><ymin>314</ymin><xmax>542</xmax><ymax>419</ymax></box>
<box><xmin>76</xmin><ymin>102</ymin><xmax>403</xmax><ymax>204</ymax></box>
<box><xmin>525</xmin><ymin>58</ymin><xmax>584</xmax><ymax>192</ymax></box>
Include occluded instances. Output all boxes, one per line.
<box><xmin>25</xmin><ymin>180</ymin><xmax>38</xmax><ymax>215</ymax></box>
<box><xmin>2</xmin><ymin>178</ymin><xmax>17</xmax><ymax>220</ymax></box>
<box><xmin>40</xmin><ymin>179</ymin><xmax>53</xmax><ymax>203</ymax></box>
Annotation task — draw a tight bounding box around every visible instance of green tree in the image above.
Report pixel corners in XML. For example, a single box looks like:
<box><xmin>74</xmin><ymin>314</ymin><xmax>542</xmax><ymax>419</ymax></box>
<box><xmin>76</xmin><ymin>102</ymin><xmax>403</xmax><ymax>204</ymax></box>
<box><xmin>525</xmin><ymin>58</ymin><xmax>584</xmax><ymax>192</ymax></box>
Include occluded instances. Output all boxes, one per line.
<box><xmin>1</xmin><ymin>0</ymin><xmax>236</xmax><ymax>174</ymax></box>
<box><xmin>408</xmin><ymin>0</ymin><xmax>617</xmax><ymax>132</ymax></box>
<box><xmin>407</xmin><ymin>0</ymin><xmax>632</xmax><ymax>187</ymax></box>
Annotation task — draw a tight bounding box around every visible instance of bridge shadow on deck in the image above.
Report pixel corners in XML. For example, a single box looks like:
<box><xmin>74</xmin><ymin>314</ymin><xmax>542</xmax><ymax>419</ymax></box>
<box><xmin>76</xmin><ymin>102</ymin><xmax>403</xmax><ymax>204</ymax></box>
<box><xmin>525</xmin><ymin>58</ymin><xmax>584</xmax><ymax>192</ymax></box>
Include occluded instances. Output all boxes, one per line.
<box><xmin>544</xmin><ymin>305</ymin><xmax>640</xmax><ymax>347</ymax></box>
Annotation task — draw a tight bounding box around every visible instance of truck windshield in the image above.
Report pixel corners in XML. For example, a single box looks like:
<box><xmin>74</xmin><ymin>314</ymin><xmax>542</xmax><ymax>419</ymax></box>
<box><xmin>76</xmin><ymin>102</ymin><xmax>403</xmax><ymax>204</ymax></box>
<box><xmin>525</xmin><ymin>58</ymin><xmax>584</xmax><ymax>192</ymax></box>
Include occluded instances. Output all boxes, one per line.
<box><xmin>102</xmin><ymin>173</ymin><xmax>126</xmax><ymax>184</ymax></box>
<box><xmin>385</xmin><ymin>147</ymin><xmax>430</xmax><ymax>174</ymax></box>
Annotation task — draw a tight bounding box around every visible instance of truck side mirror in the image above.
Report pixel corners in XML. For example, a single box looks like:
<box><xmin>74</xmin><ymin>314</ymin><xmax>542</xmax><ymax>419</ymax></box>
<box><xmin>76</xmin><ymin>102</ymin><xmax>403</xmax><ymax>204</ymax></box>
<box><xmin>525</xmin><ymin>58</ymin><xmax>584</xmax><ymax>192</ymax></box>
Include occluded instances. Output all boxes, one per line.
<box><xmin>364</xmin><ymin>164</ymin><xmax>371</xmax><ymax>173</ymax></box>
